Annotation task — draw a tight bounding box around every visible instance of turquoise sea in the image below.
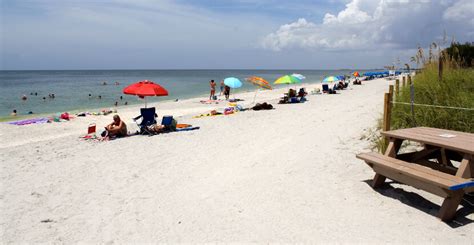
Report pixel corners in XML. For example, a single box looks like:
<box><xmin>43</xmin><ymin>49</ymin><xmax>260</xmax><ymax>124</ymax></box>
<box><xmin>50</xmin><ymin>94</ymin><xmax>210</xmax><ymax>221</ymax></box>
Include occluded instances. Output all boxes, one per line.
<box><xmin>0</xmin><ymin>69</ymin><xmax>369</xmax><ymax>117</ymax></box>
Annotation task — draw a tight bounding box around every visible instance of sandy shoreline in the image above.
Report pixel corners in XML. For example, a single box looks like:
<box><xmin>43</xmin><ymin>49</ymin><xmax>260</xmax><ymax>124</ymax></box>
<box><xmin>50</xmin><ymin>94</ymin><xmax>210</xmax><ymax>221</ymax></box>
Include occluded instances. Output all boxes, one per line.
<box><xmin>1</xmin><ymin>77</ymin><xmax>472</xmax><ymax>243</ymax></box>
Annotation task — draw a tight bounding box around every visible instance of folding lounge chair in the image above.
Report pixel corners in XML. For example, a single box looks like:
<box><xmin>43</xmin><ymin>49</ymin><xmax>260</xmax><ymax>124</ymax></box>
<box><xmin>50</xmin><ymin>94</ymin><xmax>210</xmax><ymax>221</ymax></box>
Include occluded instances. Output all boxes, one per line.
<box><xmin>133</xmin><ymin>107</ymin><xmax>157</xmax><ymax>135</ymax></box>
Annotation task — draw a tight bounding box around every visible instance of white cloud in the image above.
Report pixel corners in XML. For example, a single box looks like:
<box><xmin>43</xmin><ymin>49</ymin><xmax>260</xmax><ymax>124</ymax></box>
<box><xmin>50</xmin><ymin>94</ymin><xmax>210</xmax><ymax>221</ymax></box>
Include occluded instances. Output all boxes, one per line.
<box><xmin>262</xmin><ymin>0</ymin><xmax>474</xmax><ymax>52</ymax></box>
<box><xmin>443</xmin><ymin>0</ymin><xmax>474</xmax><ymax>25</ymax></box>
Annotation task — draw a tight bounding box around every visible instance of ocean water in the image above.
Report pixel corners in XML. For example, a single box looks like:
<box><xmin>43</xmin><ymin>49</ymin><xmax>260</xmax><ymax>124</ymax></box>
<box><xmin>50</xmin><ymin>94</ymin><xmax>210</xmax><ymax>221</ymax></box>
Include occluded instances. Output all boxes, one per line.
<box><xmin>0</xmin><ymin>69</ymin><xmax>361</xmax><ymax>117</ymax></box>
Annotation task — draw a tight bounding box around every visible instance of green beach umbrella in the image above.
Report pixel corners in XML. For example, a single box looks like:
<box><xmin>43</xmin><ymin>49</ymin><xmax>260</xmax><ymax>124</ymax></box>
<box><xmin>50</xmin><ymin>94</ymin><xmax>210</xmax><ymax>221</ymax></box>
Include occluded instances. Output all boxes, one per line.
<box><xmin>274</xmin><ymin>75</ymin><xmax>302</xmax><ymax>85</ymax></box>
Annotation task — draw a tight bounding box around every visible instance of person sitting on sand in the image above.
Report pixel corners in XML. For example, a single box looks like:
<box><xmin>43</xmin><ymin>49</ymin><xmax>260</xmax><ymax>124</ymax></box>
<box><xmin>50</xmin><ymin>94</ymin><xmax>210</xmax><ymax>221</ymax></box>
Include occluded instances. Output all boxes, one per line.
<box><xmin>288</xmin><ymin>89</ymin><xmax>297</xmax><ymax>98</ymax></box>
<box><xmin>11</xmin><ymin>109</ymin><xmax>17</xmax><ymax>116</ymax></box>
<box><xmin>337</xmin><ymin>81</ymin><xmax>345</xmax><ymax>90</ymax></box>
<box><xmin>297</xmin><ymin>88</ymin><xmax>307</xmax><ymax>97</ymax></box>
<box><xmin>104</xmin><ymin>115</ymin><xmax>127</xmax><ymax>137</ymax></box>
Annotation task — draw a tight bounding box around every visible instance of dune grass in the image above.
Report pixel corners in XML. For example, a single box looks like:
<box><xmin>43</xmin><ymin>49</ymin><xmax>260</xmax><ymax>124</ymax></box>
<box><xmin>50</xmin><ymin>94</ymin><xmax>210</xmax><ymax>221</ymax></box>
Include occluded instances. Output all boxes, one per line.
<box><xmin>391</xmin><ymin>63</ymin><xmax>474</xmax><ymax>133</ymax></box>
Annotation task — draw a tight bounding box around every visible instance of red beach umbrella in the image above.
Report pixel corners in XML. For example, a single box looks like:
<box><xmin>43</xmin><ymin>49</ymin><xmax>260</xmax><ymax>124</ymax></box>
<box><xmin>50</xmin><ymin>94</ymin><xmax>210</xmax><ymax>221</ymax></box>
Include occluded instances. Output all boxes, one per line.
<box><xmin>123</xmin><ymin>80</ymin><xmax>168</xmax><ymax>107</ymax></box>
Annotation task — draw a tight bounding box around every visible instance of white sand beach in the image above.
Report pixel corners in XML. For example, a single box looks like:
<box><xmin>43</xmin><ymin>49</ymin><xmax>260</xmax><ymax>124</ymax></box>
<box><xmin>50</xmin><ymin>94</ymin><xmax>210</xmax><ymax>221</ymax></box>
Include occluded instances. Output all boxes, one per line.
<box><xmin>0</xmin><ymin>77</ymin><xmax>472</xmax><ymax>243</ymax></box>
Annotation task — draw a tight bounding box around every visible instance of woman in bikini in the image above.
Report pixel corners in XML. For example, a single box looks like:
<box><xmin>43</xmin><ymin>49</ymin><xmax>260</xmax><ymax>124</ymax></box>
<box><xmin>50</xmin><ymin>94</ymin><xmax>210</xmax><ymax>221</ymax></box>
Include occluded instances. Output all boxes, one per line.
<box><xmin>209</xmin><ymin>80</ymin><xmax>216</xmax><ymax>100</ymax></box>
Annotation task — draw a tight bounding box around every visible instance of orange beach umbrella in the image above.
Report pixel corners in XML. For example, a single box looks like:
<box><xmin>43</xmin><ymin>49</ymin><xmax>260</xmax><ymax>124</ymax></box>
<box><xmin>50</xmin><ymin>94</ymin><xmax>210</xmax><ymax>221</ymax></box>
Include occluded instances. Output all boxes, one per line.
<box><xmin>245</xmin><ymin>76</ymin><xmax>272</xmax><ymax>90</ymax></box>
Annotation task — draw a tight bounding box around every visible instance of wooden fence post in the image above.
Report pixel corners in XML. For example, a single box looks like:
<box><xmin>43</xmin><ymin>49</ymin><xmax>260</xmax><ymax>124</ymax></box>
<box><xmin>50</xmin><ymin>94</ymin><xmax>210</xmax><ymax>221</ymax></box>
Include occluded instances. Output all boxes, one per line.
<box><xmin>389</xmin><ymin>85</ymin><xmax>394</xmax><ymax>99</ymax></box>
<box><xmin>402</xmin><ymin>76</ymin><xmax>406</xmax><ymax>87</ymax></box>
<box><xmin>395</xmin><ymin>79</ymin><xmax>400</xmax><ymax>97</ymax></box>
<box><xmin>408</xmin><ymin>75</ymin><xmax>412</xmax><ymax>84</ymax></box>
<box><xmin>382</xmin><ymin>92</ymin><xmax>392</xmax><ymax>149</ymax></box>
<box><xmin>383</xmin><ymin>92</ymin><xmax>392</xmax><ymax>132</ymax></box>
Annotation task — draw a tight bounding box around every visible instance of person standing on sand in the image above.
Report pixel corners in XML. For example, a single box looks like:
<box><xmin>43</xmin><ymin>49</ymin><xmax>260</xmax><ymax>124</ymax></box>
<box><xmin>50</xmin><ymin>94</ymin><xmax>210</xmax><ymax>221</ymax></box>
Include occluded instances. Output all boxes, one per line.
<box><xmin>224</xmin><ymin>85</ymin><xmax>231</xmax><ymax>100</ymax></box>
<box><xmin>219</xmin><ymin>80</ymin><xmax>224</xmax><ymax>96</ymax></box>
<box><xmin>209</xmin><ymin>80</ymin><xmax>216</xmax><ymax>100</ymax></box>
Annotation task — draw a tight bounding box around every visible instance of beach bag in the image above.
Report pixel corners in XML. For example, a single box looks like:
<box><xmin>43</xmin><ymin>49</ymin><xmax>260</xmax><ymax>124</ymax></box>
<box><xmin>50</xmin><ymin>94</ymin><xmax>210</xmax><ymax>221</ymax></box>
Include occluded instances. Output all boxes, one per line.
<box><xmin>224</xmin><ymin>107</ymin><xmax>234</xmax><ymax>115</ymax></box>
<box><xmin>60</xmin><ymin>112</ymin><xmax>70</xmax><ymax>120</ymax></box>
<box><xmin>212</xmin><ymin>95</ymin><xmax>217</xmax><ymax>100</ymax></box>
<box><xmin>87</xmin><ymin>123</ymin><xmax>96</xmax><ymax>135</ymax></box>
<box><xmin>262</xmin><ymin>103</ymin><xmax>273</xmax><ymax>110</ymax></box>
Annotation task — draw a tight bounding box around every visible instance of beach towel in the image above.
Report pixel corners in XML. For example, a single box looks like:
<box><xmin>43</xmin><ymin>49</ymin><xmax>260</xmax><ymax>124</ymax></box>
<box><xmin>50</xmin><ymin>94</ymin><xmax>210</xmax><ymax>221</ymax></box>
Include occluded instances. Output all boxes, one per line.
<box><xmin>200</xmin><ymin>100</ymin><xmax>219</xmax><ymax>104</ymax></box>
<box><xmin>176</xmin><ymin>123</ymin><xmax>192</xmax><ymax>128</ymax></box>
<box><xmin>175</xmin><ymin>126</ymin><xmax>200</xmax><ymax>132</ymax></box>
<box><xmin>8</xmin><ymin>117</ymin><xmax>50</xmax><ymax>126</ymax></box>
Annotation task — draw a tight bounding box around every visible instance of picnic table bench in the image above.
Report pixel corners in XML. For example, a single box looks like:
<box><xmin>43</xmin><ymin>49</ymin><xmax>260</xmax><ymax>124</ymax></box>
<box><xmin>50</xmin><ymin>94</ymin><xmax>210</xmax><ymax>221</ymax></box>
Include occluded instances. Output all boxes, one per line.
<box><xmin>357</xmin><ymin>127</ymin><xmax>474</xmax><ymax>221</ymax></box>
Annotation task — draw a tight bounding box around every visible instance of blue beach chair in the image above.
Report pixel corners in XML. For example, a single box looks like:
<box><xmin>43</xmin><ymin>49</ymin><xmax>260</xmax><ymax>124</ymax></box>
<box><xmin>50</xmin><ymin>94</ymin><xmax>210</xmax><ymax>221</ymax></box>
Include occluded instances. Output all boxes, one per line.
<box><xmin>161</xmin><ymin>115</ymin><xmax>176</xmax><ymax>132</ymax></box>
<box><xmin>322</xmin><ymin>84</ymin><xmax>329</xmax><ymax>93</ymax></box>
<box><xmin>133</xmin><ymin>107</ymin><xmax>158</xmax><ymax>134</ymax></box>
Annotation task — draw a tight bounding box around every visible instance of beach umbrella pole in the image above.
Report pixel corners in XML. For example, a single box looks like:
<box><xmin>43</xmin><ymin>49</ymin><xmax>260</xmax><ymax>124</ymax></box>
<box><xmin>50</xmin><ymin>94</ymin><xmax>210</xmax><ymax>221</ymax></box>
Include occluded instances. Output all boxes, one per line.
<box><xmin>253</xmin><ymin>88</ymin><xmax>259</xmax><ymax>104</ymax></box>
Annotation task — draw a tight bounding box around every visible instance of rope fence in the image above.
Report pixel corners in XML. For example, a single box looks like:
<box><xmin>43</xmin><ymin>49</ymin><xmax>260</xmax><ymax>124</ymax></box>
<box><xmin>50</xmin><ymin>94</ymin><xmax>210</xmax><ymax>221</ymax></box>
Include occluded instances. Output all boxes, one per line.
<box><xmin>383</xmin><ymin>74</ymin><xmax>472</xmax><ymax>137</ymax></box>
<box><xmin>391</xmin><ymin>101</ymin><xmax>474</xmax><ymax>111</ymax></box>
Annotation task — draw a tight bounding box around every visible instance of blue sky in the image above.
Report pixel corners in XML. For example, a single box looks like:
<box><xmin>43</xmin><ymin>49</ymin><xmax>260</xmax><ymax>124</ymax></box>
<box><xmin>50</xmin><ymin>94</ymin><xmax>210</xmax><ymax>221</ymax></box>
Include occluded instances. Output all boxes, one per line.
<box><xmin>1</xmin><ymin>0</ymin><xmax>473</xmax><ymax>70</ymax></box>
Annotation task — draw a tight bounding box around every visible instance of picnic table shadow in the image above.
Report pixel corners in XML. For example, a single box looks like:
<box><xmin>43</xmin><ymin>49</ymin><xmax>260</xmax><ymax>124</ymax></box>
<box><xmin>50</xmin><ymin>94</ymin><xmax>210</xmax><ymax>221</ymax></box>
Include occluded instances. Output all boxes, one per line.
<box><xmin>362</xmin><ymin>179</ymin><xmax>474</xmax><ymax>228</ymax></box>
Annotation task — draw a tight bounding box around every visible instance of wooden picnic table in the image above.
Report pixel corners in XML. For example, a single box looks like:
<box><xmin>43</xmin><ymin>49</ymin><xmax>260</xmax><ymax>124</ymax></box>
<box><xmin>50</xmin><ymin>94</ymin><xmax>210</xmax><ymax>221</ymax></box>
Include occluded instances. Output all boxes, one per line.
<box><xmin>357</xmin><ymin>127</ymin><xmax>474</xmax><ymax>221</ymax></box>
<box><xmin>382</xmin><ymin>127</ymin><xmax>473</xmax><ymax>178</ymax></box>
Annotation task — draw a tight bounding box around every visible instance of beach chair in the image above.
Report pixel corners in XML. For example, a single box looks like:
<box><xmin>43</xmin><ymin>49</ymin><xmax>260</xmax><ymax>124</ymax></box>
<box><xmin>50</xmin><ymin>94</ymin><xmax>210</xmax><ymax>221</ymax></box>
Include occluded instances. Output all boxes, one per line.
<box><xmin>161</xmin><ymin>115</ymin><xmax>176</xmax><ymax>132</ymax></box>
<box><xmin>322</xmin><ymin>84</ymin><xmax>329</xmax><ymax>93</ymax></box>
<box><xmin>133</xmin><ymin>107</ymin><xmax>157</xmax><ymax>134</ymax></box>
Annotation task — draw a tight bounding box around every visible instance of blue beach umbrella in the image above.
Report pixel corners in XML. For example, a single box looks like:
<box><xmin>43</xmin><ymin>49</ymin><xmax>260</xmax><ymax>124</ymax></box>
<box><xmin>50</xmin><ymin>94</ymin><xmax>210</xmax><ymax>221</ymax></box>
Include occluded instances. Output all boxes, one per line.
<box><xmin>224</xmin><ymin>77</ymin><xmax>242</xmax><ymax>88</ymax></box>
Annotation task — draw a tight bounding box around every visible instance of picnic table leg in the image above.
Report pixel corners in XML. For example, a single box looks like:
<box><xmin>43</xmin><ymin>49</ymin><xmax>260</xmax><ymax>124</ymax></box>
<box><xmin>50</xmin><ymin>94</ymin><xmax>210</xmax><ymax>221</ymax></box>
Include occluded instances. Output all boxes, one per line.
<box><xmin>372</xmin><ymin>138</ymin><xmax>403</xmax><ymax>188</ymax></box>
<box><xmin>456</xmin><ymin>154</ymin><xmax>473</xmax><ymax>179</ymax></box>
<box><xmin>438</xmin><ymin>191</ymin><xmax>464</xmax><ymax>221</ymax></box>
<box><xmin>372</xmin><ymin>174</ymin><xmax>386</xmax><ymax>188</ymax></box>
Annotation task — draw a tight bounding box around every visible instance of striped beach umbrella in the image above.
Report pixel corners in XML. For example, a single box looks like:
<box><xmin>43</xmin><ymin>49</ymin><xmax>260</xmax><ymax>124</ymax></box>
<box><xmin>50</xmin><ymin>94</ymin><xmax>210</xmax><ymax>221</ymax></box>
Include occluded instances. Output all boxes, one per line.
<box><xmin>274</xmin><ymin>75</ymin><xmax>302</xmax><ymax>85</ymax></box>
<box><xmin>322</xmin><ymin>76</ymin><xmax>341</xmax><ymax>83</ymax></box>
<box><xmin>245</xmin><ymin>76</ymin><xmax>272</xmax><ymax>90</ymax></box>
<box><xmin>291</xmin><ymin>73</ymin><xmax>306</xmax><ymax>80</ymax></box>
<box><xmin>246</xmin><ymin>76</ymin><xmax>272</xmax><ymax>104</ymax></box>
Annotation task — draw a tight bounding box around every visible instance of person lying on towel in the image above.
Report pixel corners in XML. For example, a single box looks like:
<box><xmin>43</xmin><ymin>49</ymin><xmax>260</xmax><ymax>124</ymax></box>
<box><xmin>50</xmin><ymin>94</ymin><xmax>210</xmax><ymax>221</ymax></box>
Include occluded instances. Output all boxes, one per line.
<box><xmin>104</xmin><ymin>115</ymin><xmax>127</xmax><ymax>137</ymax></box>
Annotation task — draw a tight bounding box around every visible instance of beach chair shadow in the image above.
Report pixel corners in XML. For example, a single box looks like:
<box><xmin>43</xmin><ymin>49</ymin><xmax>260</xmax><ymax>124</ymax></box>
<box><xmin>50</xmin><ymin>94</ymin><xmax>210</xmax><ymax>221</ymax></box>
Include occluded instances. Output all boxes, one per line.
<box><xmin>362</xmin><ymin>179</ymin><xmax>473</xmax><ymax>227</ymax></box>
<box><xmin>133</xmin><ymin>107</ymin><xmax>157</xmax><ymax>135</ymax></box>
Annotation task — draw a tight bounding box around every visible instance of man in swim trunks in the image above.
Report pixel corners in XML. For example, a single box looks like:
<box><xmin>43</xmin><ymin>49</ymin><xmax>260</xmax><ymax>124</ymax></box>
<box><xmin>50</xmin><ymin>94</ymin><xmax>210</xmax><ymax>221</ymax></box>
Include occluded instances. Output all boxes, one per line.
<box><xmin>105</xmin><ymin>115</ymin><xmax>127</xmax><ymax>137</ymax></box>
<box><xmin>219</xmin><ymin>80</ymin><xmax>224</xmax><ymax>96</ymax></box>
<box><xmin>209</xmin><ymin>80</ymin><xmax>216</xmax><ymax>100</ymax></box>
